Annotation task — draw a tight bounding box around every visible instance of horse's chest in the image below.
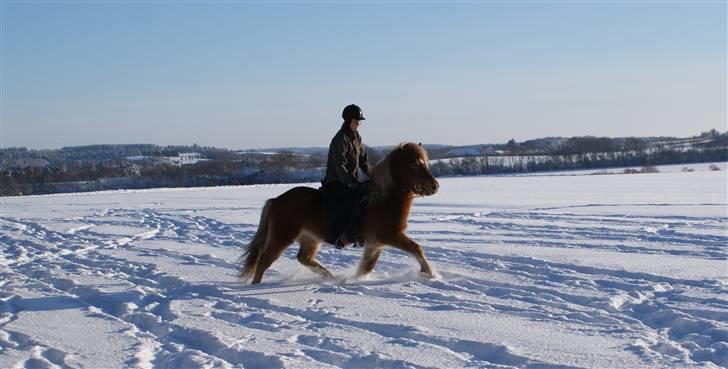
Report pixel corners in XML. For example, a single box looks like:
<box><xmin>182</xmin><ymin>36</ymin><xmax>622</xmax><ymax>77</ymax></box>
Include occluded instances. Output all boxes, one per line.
<box><xmin>387</xmin><ymin>205</ymin><xmax>411</xmax><ymax>230</ymax></box>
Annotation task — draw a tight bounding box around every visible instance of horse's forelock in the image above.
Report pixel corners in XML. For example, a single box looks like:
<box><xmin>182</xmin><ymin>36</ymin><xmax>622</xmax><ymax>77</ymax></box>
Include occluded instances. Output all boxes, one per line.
<box><xmin>369</xmin><ymin>142</ymin><xmax>428</xmax><ymax>191</ymax></box>
<box><xmin>399</xmin><ymin>143</ymin><xmax>429</xmax><ymax>168</ymax></box>
<box><xmin>411</xmin><ymin>142</ymin><xmax>429</xmax><ymax>163</ymax></box>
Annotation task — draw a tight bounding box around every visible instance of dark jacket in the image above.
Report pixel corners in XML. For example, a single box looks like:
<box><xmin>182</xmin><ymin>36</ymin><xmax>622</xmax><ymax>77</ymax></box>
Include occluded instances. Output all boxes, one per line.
<box><xmin>323</xmin><ymin>122</ymin><xmax>371</xmax><ymax>187</ymax></box>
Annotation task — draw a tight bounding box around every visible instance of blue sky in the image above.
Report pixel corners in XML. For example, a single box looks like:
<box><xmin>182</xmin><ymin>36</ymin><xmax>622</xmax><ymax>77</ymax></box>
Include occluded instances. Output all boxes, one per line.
<box><xmin>2</xmin><ymin>2</ymin><xmax>726</xmax><ymax>150</ymax></box>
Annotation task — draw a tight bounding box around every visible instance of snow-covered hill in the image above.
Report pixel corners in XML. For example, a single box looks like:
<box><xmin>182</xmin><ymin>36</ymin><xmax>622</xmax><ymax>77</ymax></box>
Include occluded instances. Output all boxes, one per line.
<box><xmin>1</xmin><ymin>166</ymin><xmax>726</xmax><ymax>368</ymax></box>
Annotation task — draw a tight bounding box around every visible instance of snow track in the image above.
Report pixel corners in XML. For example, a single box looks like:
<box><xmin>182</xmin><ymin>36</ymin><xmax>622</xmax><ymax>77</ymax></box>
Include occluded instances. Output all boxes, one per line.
<box><xmin>1</xmin><ymin>170</ymin><xmax>726</xmax><ymax>368</ymax></box>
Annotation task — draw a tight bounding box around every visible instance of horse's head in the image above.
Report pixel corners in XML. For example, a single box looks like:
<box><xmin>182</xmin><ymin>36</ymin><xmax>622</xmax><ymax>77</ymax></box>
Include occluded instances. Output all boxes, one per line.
<box><xmin>388</xmin><ymin>142</ymin><xmax>439</xmax><ymax>197</ymax></box>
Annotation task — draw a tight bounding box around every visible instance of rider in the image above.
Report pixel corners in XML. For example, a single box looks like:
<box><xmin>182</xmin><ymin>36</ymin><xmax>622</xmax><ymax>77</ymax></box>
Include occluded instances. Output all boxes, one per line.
<box><xmin>322</xmin><ymin>104</ymin><xmax>371</xmax><ymax>249</ymax></box>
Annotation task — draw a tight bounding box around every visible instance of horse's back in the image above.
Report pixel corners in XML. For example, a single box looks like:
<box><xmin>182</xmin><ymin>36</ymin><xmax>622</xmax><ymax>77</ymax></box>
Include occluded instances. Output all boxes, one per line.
<box><xmin>270</xmin><ymin>186</ymin><xmax>327</xmax><ymax>236</ymax></box>
<box><xmin>276</xmin><ymin>186</ymin><xmax>325</xmax><ymax>204</ymax></box>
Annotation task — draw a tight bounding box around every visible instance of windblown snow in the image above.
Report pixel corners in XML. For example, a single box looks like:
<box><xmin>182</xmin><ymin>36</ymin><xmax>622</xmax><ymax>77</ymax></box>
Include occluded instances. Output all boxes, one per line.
<box><xmin>1</xmin><ymin>163</ymin><xmax>726</xmax><ymax>369</ymax></box>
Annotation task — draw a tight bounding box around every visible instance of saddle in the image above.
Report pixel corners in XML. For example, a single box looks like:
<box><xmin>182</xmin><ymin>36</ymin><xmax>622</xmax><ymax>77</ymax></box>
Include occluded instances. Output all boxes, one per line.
<box><xmin>320</xmin><ymin>180</ymin><xmax>376</xmax><ymax>247</ymax></box>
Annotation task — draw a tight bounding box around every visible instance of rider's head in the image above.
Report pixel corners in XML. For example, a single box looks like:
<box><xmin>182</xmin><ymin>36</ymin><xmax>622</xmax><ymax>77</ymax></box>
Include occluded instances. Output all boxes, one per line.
<box><xmin>342</xmin><ymin>104</ymin><xmax>365</xmax><ymax>132</ymax></box>
<box><xmin>342</xmin><ymin>104</ymin><xmax>365</xmax><ymax>122</ymax></box>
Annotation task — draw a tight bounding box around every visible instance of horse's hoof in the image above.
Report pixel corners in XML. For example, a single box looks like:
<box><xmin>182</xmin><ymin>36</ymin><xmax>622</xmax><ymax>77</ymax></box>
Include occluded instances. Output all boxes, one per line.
<box><xmin>420</xmin><ymin>271</ymin><xmax>436</xmax><ymax>279</ymax></box>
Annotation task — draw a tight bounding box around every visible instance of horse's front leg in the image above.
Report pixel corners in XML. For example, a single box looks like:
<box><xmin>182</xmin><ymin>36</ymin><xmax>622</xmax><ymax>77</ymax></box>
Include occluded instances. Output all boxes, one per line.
<box><xmin>388</xmin><ymin>233</ymin><xmax>434</xmax><ymax>278</ymax></box>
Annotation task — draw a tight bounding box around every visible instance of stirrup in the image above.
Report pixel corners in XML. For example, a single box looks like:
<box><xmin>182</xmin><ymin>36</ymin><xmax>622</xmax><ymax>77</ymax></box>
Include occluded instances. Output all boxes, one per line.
<box><xmin>334</xmin><ymin>235</ymin><xmax>348</xmax><ymax>249</ymax></box>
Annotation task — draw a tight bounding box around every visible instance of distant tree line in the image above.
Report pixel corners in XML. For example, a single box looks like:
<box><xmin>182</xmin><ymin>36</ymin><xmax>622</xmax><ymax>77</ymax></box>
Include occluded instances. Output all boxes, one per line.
<box><xmin>429</xmin><ymin>131</ymin><xmax>727</xmax><ymax>177</ymax></box>
<box><xmin>430</xmin><ymin>147</ymin><xmax>727</xmax><ymax>177</ymax></box>
<box><xmin>0</xmin><ymin>152</ymin><xmax>326</xmax><ymax>196</ymax></box>
<box><xmin>0</xmin><ymin>144</ymin><xmax>239</xmax><ymax>169</ymax></box>
<box><xmin>2</xmin><ymin>131</ymin><xmax>726</xmax><ymax>196</ymax></box>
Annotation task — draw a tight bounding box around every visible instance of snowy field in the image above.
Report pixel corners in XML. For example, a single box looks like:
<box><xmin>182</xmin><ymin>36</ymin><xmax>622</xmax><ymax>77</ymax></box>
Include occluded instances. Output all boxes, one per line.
<box><xmin>1</xmin><ymin>163</ymin><xmax>726</xmax><ymax>369</ymax></box>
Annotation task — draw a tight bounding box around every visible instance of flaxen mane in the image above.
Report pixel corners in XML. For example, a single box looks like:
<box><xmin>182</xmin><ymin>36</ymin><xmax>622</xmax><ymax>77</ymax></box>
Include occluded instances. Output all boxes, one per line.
<box><xmin>366</xmin><ymin>143</ymin><xmax>429</xmax><ymax>205</ymax></box>
<box><xmin>366</xmin><ymin>145</ymin><xmax>398</xmax><ymax>204</ymax></box>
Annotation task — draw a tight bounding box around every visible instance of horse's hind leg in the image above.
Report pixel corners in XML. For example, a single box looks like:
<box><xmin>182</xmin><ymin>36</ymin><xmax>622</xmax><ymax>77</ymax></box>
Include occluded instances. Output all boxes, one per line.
<box><xmin>356</xmin><ymin>244</ymin><xmax>383</xmax><ymax>278</ymax></box>
<box><xmin>297</xmin><ymin>235</ymin><xmax>334</xmax><ymax>279</ymax></box>
<box><xmin>252</xmin><ymin>230</ymin><xmax>298</xmax><ymax>284</ymax></box>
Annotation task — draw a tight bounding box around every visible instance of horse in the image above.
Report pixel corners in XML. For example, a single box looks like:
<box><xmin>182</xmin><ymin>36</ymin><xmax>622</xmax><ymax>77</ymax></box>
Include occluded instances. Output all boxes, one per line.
<box><xmin>237</xmin><ymin>142</ymin><xmax>440</xmax><ymax>284</ymax></box>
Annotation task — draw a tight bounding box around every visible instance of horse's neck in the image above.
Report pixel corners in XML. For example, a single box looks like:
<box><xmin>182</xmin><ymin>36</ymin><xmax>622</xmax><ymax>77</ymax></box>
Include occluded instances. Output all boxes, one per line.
<box><xmin>383</xmin><ymin>191</ymin><xmax>414</xmax><ymax>216</ymax></box>
<box><xmin>363</xmin><ymin>182</ymin><xmax>413</xmax><ymax>214</ymax></box>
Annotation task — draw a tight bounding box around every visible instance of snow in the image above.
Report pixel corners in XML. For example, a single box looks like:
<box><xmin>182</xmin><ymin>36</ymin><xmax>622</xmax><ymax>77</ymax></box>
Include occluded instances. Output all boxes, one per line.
<box><xmin>1</xmin><ymin>164</ymin><xmax>726</xmax><ymax>368</ymax></box>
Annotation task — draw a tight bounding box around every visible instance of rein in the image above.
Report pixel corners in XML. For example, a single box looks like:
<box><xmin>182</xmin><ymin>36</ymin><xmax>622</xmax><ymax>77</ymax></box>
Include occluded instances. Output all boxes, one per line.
<box><xmin>360</xmin><ymin>180</ymin><xmax>424</xmax><ymax>207</ymax></box>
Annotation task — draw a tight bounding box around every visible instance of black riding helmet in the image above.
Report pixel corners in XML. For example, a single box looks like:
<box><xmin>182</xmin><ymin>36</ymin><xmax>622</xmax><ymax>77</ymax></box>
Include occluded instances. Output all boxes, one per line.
<box><xmin>342</xmin><ymin>104</ymin><xmax>366</xmax><ymax>122</ymax></box>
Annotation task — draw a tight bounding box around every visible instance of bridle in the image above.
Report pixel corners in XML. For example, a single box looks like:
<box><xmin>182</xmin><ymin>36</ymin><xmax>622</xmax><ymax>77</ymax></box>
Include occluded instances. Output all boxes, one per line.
<box><xmin>410</xmin><ymin>177</ymin><xmax>436</xmax><ymax>198</ymax></box>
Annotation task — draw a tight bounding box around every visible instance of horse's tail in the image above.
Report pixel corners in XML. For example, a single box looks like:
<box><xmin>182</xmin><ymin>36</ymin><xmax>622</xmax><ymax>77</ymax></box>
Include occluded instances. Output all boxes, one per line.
<box><xmin>238</xmin><ymin>199</ymin><xmax>274</xmax><ymax>281</ymax></box>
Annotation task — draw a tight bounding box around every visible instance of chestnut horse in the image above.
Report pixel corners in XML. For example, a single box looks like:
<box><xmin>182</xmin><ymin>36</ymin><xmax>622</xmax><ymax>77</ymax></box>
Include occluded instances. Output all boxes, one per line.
<box><xmin>238</xmin><ymin>142</ymin><xmax>439</xmax><ymax>284</ymax></box>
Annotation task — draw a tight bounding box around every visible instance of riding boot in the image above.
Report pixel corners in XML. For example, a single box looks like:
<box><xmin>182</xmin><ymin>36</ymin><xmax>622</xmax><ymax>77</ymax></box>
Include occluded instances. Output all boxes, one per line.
<box><xmin>322</xmin><ymin>182</ymin><xmax>355</xmax><ymax>247</ymax></box>
<box><xmin>334</xmin><ymin>234</ymin><xmax>352</xmax><ymax>249</ymax></box>
<box><xmin>345</xmin><ymin>190</ymin><xmax>365</xmax><ymax>247</ymax></box>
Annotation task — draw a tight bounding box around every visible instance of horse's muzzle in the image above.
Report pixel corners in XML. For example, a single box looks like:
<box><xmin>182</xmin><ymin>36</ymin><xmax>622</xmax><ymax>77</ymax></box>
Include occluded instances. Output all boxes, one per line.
<box><xmin>430</xmin><ymin>180</ymin><xmax>440</xmax><ymax>195</ymax></box>
<box><xmin>417</xmin><ymin>179</ymin><xmax>439</xmax><ymax>196</ymax></box>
